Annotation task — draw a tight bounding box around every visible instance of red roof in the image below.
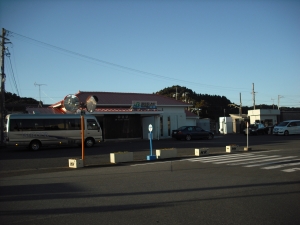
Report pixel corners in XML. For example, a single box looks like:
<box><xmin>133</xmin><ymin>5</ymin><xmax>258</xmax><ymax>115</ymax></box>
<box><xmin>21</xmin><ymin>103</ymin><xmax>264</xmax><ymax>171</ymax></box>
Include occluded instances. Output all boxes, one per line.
<box><xmin>51</xmin><ymin>91</ymin><xmax>192</xmax><ymax>107</ymax></box>
<box><xmin>26</xmin><ymin>107</ymin><xmax>64</xmax><ymax>114</ymax></box>
<box><xmin>185</xmin><ymin>110</ymin><xmax>198</xmax><ymax>118</ymax></box>
<box><xmin>46</xmin><ymin>91</ymin><xmax>198</xmax><ymax>117</ymax></box>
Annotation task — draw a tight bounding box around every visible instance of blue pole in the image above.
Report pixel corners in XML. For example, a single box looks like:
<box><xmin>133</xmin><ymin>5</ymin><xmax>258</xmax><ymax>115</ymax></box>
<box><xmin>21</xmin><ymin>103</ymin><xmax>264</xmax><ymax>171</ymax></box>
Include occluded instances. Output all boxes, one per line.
<box><xmin>150</xmin><ymin>132</ymin><xmax>153</xmax><ymax>155</ymax></box>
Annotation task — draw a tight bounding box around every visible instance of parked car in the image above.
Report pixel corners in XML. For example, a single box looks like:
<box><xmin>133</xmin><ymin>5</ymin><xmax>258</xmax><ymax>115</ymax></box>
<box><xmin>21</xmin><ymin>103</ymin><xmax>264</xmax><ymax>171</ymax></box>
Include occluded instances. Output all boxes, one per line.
<box><xmin>243</xmin><ymin>123</ymin><xmax>269</xmax><ymax>135</ymax></box>
<box><xmin>172</xmin><ymin>126</ymin><xmax>214</xmax><ymax>141</ymax></box>
<box><xmin>273</xmin><ymin>120</ymin><xmax>300</xmax><ymax>136</ymax></box>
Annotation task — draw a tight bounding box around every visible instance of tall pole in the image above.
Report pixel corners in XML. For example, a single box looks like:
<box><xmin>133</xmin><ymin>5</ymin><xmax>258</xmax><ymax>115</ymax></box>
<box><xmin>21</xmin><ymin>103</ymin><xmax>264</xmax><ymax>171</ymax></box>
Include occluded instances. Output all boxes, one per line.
<box><xmin>0</xmin><ymin>28</ymin><xmax>7</xmax><ymax>145</ymax></box>
<box><xmin>223</xmin><ymin>109</ymin><xmax>226</xmax><ymax>135</ymax></box>
<box><xmin>239</xmin><ymin>92</ymin><xmax>242</xmax><ymax>116</ymax></box>
<box><xmin>34</xmin><ymin>82</ymin><xmax>46</xmax><ymax>107</ymax></box>
<box><xmin>81</xmin><ymin>114</ymin><xmax>85</xmax><ymax>160</ymax></box>
<box><xmin>278</xmin><ymin>95</ymin><xmax>283</xmax><ymax>110</ymax></box>
<box><xmin>252</xmin><ymin>83</ymin><xmax>256</xmax><ymax>110</ymax></box>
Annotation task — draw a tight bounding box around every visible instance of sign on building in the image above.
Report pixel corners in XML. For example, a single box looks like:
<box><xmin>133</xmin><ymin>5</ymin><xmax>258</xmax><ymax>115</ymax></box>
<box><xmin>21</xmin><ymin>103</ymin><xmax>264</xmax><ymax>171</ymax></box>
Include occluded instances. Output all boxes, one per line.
<box><xmin>132</xmin><ymin>101</ymin><xmax>157</xmax><ymax>110</ymax></box>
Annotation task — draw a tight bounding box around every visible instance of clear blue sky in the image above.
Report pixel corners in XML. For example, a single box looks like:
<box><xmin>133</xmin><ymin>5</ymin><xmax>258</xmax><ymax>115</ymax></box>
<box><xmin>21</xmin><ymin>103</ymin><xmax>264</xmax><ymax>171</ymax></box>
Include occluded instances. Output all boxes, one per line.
<box><xmin>1</xmin><ymin>0</ymin><xmax>299</xmax><ymax>108</ymax></box>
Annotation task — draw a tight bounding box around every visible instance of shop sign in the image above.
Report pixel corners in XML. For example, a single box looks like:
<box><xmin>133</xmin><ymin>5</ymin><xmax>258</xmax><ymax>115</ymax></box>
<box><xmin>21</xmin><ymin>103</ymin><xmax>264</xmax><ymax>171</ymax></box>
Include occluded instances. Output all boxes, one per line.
<box><xmin>132</xmin><ymin>101</ymin><xmax>157</xmax><ymax>110</ymax></box>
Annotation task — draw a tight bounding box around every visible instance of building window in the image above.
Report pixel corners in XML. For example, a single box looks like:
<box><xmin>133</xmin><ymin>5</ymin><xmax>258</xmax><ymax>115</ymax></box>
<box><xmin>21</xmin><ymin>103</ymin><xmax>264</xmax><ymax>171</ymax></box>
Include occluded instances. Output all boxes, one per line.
<box><xmin>168</xmin><ymin>116</ymin><xmax>171</xmax><ymax>136</ymax></box>
<box><xmin>160</xmin><ymin>116</ymin><xmax>163</xmax><ymax>136</ymax></box>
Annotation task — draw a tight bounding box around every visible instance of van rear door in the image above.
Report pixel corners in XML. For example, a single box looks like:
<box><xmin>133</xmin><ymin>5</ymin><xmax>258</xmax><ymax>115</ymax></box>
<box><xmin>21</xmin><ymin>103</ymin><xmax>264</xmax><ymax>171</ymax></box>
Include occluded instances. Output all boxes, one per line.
<box><xmin>288</xmin><ymin>122</ymin><xmax>298</xmax><ymax>135</ymax></box>
<box><xmin>296</xmin><ymin>121</ymin><xmax>300</xmax><ymax>134</ymax></box>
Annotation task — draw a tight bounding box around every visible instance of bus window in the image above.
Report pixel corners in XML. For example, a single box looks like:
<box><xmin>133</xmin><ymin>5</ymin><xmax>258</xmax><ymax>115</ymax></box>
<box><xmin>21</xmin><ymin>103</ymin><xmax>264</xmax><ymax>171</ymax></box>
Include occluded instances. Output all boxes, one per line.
<box><xmin>44</xmin><ymin>119</ymin><xmax>65</xmax><ymax>130</ymax></box>
<box><xmin>87</xmin><ymin>119</ymin><xmax>99</xmax><ymax>130</ymax></box>
<box><xmin>65</xmin><ymin>119</ymin><xmax>81</xmax><ymax>130</ymax></box>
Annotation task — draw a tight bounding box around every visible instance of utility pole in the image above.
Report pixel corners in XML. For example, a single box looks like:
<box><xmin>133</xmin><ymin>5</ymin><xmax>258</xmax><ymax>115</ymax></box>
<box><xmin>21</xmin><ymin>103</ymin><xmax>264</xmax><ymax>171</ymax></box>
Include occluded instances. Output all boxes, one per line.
<box><xmin>278</xmin><ymin>95</ymin><xmax>283</xmax><ymax>110</ymax></box>
<box><xmin>1</xmin><ymin>28</ymin><xmax>9</xmax><ymax>145</ymax></box>
<box><xmin>173</xmin><ymin>86</ymin><xmax>178</xmax><ymax>100</ymax></box>
<box><xmin>251</xmin><ymin>83</ymin><xmax>256</xmax><ymax>110</ymax></box>
<box><xmin>239</xmin><ymin>92</ymin><xmax>242</xmax><ymax>116</ymax></box>
<box><xmin>34</xmin><ymin>82</ymin><xmax>46</xmax><ymax>107</ymax></box>
<box><xmin>182</xmin><ymin>92</ymin><xmax>188</xmax><ymax>102</ymax></box>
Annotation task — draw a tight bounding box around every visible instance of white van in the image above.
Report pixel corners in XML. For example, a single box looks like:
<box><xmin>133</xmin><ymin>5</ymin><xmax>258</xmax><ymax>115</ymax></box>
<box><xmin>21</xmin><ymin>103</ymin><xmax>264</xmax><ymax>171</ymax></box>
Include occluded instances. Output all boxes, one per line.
<box><xmin>272</xmin><ymin>120</ymin><xmax>300</xmax><ymax>136</ymax></box>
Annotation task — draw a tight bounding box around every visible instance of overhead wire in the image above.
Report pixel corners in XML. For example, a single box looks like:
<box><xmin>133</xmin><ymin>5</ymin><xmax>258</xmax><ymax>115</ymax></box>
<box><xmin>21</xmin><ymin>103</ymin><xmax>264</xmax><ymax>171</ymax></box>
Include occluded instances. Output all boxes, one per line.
<box><xmin>10</xmin><ymin>43</ymin><xmax>22</xmax><ymax>97</ymax></box>
<box><xmin>7</xmin><ymin>30</ymin><xmax>298</xmax><ymax>107</ymax></box>
<box><xmin>7</xmin><ymin>51</ymin><xmax>20</xmax><ymax>96</ymax></box>
<box><xmin>8</xmin><ymin>30</ymin><xmax>250</xmax><ymax>92</ymax></box>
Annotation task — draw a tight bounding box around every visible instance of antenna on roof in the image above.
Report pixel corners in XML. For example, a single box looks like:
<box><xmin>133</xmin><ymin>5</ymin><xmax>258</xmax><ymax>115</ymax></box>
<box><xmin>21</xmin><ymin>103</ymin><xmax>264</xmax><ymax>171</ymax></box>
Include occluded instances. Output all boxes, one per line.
<box><xmin>34</xmin><ymin>82</ymin><xmax>47</xmax><ymax>107</ymax></box>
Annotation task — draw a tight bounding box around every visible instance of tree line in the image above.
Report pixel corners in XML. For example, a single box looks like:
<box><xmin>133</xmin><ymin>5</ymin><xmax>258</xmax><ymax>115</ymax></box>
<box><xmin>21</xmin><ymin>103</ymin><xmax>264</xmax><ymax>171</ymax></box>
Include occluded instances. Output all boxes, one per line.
<box><xmin>155</xmin><ymin>85</ymin><xmax>297</xmax><ymax>121</ymax></box>
<box><xmin>3</xmin><ymin>88</ymin><xmax>298</xmax><ymax>120</ymax></box>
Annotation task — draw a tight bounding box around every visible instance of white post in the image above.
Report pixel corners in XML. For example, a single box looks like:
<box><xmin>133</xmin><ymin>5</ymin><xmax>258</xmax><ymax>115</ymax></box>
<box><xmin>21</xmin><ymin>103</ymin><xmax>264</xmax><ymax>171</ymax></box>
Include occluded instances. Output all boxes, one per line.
<box><xmin>246</xmin><ymin>122</ymin><xmax>249</xmax><ymax>148</ymax></box>
<box><xmin>244</xmin><ymin>122</ymin><xmax>251</xmax><ymax>151</ymax></box>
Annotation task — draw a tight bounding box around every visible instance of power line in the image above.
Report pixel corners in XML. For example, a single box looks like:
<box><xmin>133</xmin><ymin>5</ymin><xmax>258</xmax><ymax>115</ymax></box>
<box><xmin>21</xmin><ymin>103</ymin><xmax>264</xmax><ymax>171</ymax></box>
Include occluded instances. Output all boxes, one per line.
<box><xmin>6</xmin><ymin>49</ymin><xmax>20</xmax><ymax>96</ymax></box>
<box><xmin>8</xmin><ymin>30</ymin><xmax>250</xmax><ymax>92</ymax></box>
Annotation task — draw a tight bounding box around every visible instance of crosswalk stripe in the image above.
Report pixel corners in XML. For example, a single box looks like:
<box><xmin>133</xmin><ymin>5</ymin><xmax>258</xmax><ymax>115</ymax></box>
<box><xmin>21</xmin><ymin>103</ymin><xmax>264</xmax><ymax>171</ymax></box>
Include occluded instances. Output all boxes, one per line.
<box><xmin>187</xmin><ymin>153</ymin><xmax>300</xmax><ymax>172</ymax></box>
<box><xmin>190</xmin><ymin>153</ymin><xmax>257</xmax><ymax>162</ymax></box>
<box><xmin>214</xmin><ymin>155</ymin><xmax>280</xmax><ymax>164</ymax></box>
<box><xmin>282</xmin><ymin>168</ymin><xmax>300</xmax><ymax>172</ymax></box>
<box><xmin>191</xmin><ymin>154</ymin><xmax>269</xmax><ymax>163</ymax></box>
<box><xmin>213</xmin><ymin>155</ymin><xmax>282</xmax><ymax>164</ymax></box>
<box><xmin>251</xmin><ymin>150</ymin><xmax>282</xmax><ymax>153</ymax></box>
<box><xmin>262</xmin><ymin>161</ymin><xmax>300</xmax><ymax>170</ymax></box>
<box><xmin>244</xmin><ymin>156</ymin><xmax>298</xmax><ymax>167</ymax></box>
<box><xmin>228</xmin><ymin>156</ymin><xmax>284</xmax><ymax>165</ymax></box>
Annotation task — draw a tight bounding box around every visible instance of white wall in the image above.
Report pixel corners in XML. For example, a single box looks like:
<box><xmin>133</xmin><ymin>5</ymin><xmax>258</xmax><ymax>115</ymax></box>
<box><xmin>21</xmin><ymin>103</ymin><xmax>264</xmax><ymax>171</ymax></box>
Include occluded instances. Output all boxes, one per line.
<box><xmin>142</xmin><ymin>116</ymin><xmax>156</xmax><ymax>139</ymax></box>
<box><xmin>186</xmin><ymin>118</ymin><xmax>197</xmax><ymax>126</ymax></box>
<box><xmin>140</xmin><ymin>106</ymin><xmax>194</xmax><ymax>139</ymax></box>
<box><xmin>157</xmin><ymin>106</ymin><xmax>186</xmax><ymax>139</ymax></box>
<box><xmin>219</xmin><ymin>117</ymin><xmax>233</xmax><ymax>134</ymax></box>
<box><xmin>197</xmin><ymin>119</ymin><xmax>210</xmax><ymax>130</ymax></box>
<box><xmin>248</xmin><ymin>109</ymin><xmax>280</xmax><ymax>125</ymax></box>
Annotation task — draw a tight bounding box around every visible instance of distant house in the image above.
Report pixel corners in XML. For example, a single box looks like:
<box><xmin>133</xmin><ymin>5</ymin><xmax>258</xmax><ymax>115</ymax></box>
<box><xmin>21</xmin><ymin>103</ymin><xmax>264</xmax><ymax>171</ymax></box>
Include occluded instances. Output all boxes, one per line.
<box><xmin>225</xmin><ymin>109</ymin><xmax>280</xmax><ymax>134</ymax></box>
<box><xmin>27</xmin><ymin>91</ymin><xmax>196</xmax><ymax>140</ymax></box>
<box><xmin>247</xmin><ymin>109</ymin><xmax>280</xmax><ymax>126</ymax></box>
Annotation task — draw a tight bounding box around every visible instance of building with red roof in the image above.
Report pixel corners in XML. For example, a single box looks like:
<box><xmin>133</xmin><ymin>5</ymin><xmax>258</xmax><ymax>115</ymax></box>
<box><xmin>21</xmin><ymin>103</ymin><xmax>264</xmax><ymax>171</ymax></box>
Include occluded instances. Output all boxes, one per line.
<box><xmin>27</xmin><ymin>91</ymin><xmax>197</xmax><ymax>140</ymax></box>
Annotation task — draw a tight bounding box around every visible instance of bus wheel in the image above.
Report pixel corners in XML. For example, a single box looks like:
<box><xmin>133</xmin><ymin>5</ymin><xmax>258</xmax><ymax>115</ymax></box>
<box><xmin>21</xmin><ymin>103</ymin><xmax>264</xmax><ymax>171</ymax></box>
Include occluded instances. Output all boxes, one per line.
<box><xmin>85</xmin><ymin>138</ymin><xmax>94</xmax><ymax>148</ymax></box>
<box><xmin>29</xmin><ymin>140</ymin><xmax>41</xmax><ymax>151</ymax></box>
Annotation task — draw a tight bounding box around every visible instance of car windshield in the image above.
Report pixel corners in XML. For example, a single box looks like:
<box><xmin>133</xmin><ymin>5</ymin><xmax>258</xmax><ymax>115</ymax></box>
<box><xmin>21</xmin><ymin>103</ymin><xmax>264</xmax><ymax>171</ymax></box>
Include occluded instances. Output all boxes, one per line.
<box><xmin>277</xmin><ymin>122</ymin><xmax>289</xmax><ymax>126</ymax></box>
<box><xmin>177</xmin><ymin>126</ymin><xmax>187</xmax><ymax>130</ymax></box>
<box><xmin>249</xmin><ymin>124</ymin><xmax>258</xmax><ymax>128</ymax></box>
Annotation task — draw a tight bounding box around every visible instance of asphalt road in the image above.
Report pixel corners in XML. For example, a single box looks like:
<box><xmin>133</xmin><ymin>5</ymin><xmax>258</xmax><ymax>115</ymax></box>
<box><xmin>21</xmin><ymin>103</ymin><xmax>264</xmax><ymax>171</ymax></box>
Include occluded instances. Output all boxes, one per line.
<box><xmin>0</xmin><ymin>134</ymin><xmax>299</xmax><ymax>175</ymax></box>
<box><xmin>0</xmin><ymin>134</ymin><xmax>300</xmax><ymax>225</ymax></box>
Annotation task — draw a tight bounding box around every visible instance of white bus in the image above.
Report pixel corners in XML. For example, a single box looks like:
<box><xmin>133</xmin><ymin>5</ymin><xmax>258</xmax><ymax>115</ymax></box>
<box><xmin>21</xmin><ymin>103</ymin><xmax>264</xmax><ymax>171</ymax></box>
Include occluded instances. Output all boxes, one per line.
<box><xmin>4</xmin><ymin>114</ymin><xmax>103</xmax><ymax>150</ymax></box>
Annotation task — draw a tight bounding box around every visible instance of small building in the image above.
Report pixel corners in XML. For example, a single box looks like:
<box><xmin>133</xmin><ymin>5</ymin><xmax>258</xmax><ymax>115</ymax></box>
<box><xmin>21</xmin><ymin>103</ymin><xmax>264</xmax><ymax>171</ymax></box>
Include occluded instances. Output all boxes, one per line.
<box><xmin>226</xmin><ymin>109</ymin><xmax>280</xmax><ymax>134</ymax></box>
<box><xmin>219</xmin><ymin>117</ymin><xmax>233</xmax><ymax>134</ymax></box>
<box><xmin>27</xmin><ymin>91</ymin><xmax>196</xmax><ymax>140</ymax></box>
<box><xmin>229</xmin><ymin>114</ymin><xmax>248</xmax><ymax>134</ymax></box>
<box><xmin>247</xmin><ymin>109</ymin><xmax>280</xmax><ymax>126</ymax></box>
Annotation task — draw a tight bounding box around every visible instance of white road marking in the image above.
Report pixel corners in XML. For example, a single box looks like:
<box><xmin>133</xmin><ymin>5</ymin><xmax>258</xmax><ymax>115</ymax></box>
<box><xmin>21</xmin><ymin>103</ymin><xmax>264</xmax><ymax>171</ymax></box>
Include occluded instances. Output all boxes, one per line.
<box><xmin>227</xmin><ymin>155</ymin><xmax>281</xmax><ymax>165</ymax></box>
<box><xmin>262</xmin><ymin>161</ymin><xmax>300</xmax><ymax>170</ymax></box>
<box><xmin>244</xmin><ymin>156</ymin><xmax>297</xmax><ymax>167</ymax></box>
<box><xmin>213</xmin><ymin>155</ymin><xmax>281</xmax><ymax>164</ymax></box>
<box><xmin>281</xmin><ymin>168</ymin><xmax>300</xmax><ymax>172</ymax></box>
